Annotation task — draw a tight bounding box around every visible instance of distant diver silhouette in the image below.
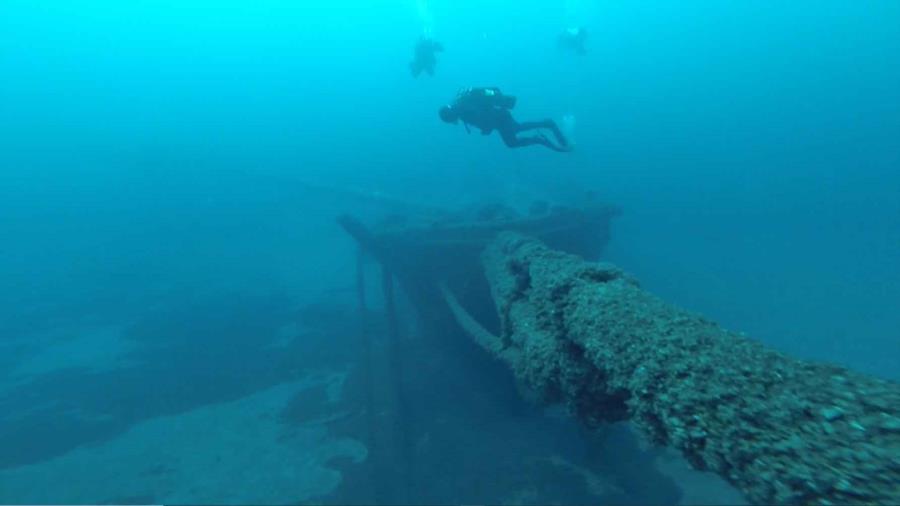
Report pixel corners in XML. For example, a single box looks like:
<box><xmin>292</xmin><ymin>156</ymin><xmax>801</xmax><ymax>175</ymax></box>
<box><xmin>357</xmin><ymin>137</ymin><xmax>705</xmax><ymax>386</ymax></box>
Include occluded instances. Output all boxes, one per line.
<box><xmin>558</xmin><ymin>26</ymin><xmax>588</xmax><ymax>55</ymax></box>
<box><xmin>410</xmin><ymin>37</ymin><xmax>443</xmax><ymax>77</ymax></box>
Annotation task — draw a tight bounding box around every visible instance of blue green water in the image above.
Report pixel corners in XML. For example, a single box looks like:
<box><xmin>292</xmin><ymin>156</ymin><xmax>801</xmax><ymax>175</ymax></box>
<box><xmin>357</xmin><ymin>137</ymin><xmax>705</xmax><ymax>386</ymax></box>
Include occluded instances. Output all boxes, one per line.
<box><xmin>1</xmin><ymin>1</ymin><xmax>898</xmax><ymax>504</ymax></box>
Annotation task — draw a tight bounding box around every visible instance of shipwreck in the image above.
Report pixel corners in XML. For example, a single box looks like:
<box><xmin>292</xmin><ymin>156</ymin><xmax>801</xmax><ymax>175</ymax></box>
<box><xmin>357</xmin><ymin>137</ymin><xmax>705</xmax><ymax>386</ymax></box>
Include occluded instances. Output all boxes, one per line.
<box><xmin>338</xmin><ymin>200</ymin><xmax>899</xmax><ymax>505</ymax></box>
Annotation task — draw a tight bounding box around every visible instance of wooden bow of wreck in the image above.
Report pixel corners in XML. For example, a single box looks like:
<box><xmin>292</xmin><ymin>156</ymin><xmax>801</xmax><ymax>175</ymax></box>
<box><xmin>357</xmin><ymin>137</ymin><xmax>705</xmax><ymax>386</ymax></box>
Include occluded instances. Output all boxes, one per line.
<box><xmin>338</xmin><ymin>202</ymin><xmax>620</xmax><ymax>505</ymax></box>
<box><xmin>339</xmin><ymin>203</ymin><xmax>619</xmax><ymax>331</ymax></box>
<box><xmin>338</xmin><ymin>202</ymin><xmax>900</xmax><ymax>505</ymax></box>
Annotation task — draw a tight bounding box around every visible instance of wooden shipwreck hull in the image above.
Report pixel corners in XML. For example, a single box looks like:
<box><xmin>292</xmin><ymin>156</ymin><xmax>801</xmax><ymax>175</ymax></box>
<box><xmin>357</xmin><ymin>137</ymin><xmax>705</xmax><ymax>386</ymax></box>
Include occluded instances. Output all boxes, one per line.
<box><xmin>339</xmin><ymin>203</ymin><xmax>620</xmax><ymax>332</ymax></box>
<box><xmin>338</xmin><ymin>202</ymin><xmax>900</xmax><ymax>505</ymax></box>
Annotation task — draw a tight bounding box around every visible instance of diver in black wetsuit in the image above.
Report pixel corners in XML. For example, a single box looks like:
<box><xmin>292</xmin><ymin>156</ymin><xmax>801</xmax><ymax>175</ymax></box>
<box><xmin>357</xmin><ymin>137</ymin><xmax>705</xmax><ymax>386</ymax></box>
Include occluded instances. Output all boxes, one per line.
<box><xmin>438</xmin><ymin>87</ymin><xmax>570</xmax><ymax>152</ymax></box>
<box><xmin>410</xmin><ymin>37</ymin><xmax>444</xmax><ymax>77</ymax></box>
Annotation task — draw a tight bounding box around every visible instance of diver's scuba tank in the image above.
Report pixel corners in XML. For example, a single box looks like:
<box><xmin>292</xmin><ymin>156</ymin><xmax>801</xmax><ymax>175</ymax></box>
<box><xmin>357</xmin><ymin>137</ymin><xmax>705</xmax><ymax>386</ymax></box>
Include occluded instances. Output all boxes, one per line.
<box><xmin>497</xmin><ymin>94</ymin><xmax>517</xmax><ymax>109</ymax></box>
<box><xmin>455</xmin><ymin>87</ymin><xmax>517</xmax><ymax>110</ymax></box>
<box><xmin>481</xmin><ymin>88</ymin><xmax>517</xmax><ymax>109</ymax></box>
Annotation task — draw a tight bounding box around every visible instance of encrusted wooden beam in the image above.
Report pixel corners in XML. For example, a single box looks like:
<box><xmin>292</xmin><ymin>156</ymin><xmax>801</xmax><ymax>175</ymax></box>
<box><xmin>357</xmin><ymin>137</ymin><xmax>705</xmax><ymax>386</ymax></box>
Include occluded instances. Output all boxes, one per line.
<box><xmin>474</xmin><ymin>232</ymin><xmax>900</xmax><ymax>505</ymax></box>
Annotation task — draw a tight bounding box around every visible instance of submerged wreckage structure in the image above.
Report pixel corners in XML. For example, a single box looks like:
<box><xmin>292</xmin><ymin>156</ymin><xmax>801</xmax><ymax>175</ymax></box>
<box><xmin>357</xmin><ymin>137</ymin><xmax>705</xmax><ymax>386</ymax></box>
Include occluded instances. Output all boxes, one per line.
<box><xmin>339</xmin><ymin>201</ymin><xmax>900</xmax><ymax>505</ymax></box>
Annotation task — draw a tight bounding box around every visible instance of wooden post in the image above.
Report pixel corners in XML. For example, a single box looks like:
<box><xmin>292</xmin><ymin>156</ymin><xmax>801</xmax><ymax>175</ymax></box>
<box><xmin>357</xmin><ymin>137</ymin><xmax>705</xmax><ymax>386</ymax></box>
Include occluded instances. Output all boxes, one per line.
<box><xmin>382</xmin><ymin>267</ymin><xmax>413</xmax><ymax>504</ymax></box>
<box><xmin>354</xmin><ymin>249</ymin><xmax>385</xmax><ymax>503</ymax></box>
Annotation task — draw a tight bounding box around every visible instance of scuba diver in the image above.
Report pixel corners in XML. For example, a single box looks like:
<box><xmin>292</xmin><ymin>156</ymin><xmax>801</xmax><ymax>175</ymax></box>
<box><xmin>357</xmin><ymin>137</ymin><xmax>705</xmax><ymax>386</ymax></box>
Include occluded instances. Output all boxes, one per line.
<box><xmin>439</xmin><ymin>87</ymin><xmax>570</xmax><ymax>152</ymax></box>
<box><xmin>410</xmin><ymin>37</ymin><xmax>444</xmax><ymax>77</ymax></box>
<box><xmin>558</xmin><ymin>27</ymin><xmax>588</xmax><ymax>55</ymax></box>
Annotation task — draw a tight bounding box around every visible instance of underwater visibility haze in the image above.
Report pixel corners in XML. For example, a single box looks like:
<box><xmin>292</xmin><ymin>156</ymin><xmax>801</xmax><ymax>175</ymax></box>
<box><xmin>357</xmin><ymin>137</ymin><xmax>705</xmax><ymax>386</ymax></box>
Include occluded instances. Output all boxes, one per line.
<box><xmin>1</xmin><ymin>0</ymin><xmax>899</xmax><ymax>504</ymax></box>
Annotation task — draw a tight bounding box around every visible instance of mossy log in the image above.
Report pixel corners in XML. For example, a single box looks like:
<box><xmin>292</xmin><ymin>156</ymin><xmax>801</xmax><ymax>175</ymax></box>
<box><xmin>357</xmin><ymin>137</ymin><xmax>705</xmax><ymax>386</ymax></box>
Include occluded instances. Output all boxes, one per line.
<box><xmin>466</xmin><ymin>232</ymin><xmax>900</xmax><ymax>505</ymax></box>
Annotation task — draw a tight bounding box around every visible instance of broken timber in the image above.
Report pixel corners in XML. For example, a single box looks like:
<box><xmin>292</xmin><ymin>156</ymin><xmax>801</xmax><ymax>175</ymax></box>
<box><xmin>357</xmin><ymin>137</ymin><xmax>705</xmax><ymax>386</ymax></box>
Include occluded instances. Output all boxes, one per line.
<box><xmin>338</xmin><ymin>205</ymin><xmax>900</xmax><ymax>505</ymax></box>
